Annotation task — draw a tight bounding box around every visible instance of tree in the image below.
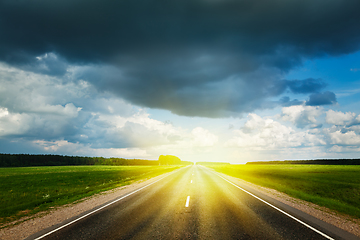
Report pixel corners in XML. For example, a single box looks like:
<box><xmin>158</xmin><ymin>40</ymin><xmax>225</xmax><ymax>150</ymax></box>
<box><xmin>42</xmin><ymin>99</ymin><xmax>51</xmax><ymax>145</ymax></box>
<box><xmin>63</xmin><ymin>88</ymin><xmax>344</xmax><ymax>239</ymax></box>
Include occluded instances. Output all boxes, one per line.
<box><xmin>158</xmin><ymin>155</ymin><xmax>181</xmax><ymax>165</ymax></box>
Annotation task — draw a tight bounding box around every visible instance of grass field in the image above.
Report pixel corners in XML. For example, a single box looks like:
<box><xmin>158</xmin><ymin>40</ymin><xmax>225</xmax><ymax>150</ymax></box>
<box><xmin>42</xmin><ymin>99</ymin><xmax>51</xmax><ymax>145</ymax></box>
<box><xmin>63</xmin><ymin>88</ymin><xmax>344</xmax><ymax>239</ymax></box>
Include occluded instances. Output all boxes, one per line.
<box><xmin>207</xmin><ymin>164</ymin><xmax>360</xmax><ymax>219</ymax></box>
<box><xmin>0</xmin><ymin>165</ymin><xmax>180</xmax><ymax>225</ymax></box>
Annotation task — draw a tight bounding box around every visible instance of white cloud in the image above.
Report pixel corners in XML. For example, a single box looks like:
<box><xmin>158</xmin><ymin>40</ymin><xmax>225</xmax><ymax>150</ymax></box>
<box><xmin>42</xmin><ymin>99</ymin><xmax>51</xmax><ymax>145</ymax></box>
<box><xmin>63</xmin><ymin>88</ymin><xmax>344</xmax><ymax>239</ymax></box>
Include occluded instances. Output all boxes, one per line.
<box><xmin>0</xmin><ymin>107</ymin><xmax>9</xmax><ymax>118</ymax></box>
<box><xmin>281</xmin><ymin>105</ymin><xmax>322</xmax><ymax>128</ymax></box>
<box><xmin>33</xmin><ymin>140</ymin><xmax>149</xmax><ymax>158</ymax></box>
<box><xmin>191</xmin><ymin>127</ymin><xmax>218</xmax><ymax>147</ymax></box>
<box><xmin>0</xmin><ymin>111</ymin><xmax>32</xmax><ymax>136</ymax></box>
<box><xmin>328</xmin><ymin>145</ymin><xmax>360</xmax><ymax>153</ymax></box>
<box><xmin>356</xmin><ymin>115</ymin><xmax>360</xmax><ymax>121</ymax></box>
<box><xmin>33</xmin><ymin>103</ymin><xmax>82</xmax><ymax>117</ymax></box>
<box><xmin>348</xmin><ymin>125</ymin><xmax>360</xmax><ymax>134</ymax></box>
<box><xmin>325</xmin><ymin>109</ymin><xmax>355</xmax><ymax>125</ymax></box>
<box><xmin>127</xmin><ymin>111</ymin><xmax>179</xmax><ymax>136</ymax></box>
<box><xmin>0</xmin><ymin>62</ymin><xmax>86</xmax><ymax>114</ymax></box>
<box><xmin>84</xmin><ymin>110</ymin><xmax>186</xmax><ymax>148</ymax></box>
<box><xmin>225</xmin><ymin>113</ymin><xmax>312</xmax><ymax>150</ymax></box>
<box><xmin>0</xmin><ymin>63</ymin><xmax>84</xmax><ymax>139</ymax></box>
<box><xmin>225</xmin><ymin>113</ymin><xmax>328</xmax><ymax>154</ymax></box>
<box><xmin>328</xmin><ymin>145</ymin><xmax>344</xmax><ymax>152</ymax></box>
<box><xmin>0</xmin><ymin>109</ymin><xmax>81</xmax><ymax>138</ymax></box>
<box><xmin>243</xmin><ymin>113</ymin><xmax>266</xmax><ymax>131</ymax></box>
<box><xmin>327</xmin><ymin>130</ymin><xmax>360</xmax><ymax>145</ymax></box>
<box><xmin>0</xmin><ymin>63</ymin><xmax>93</xmax><ymax>140</ymax></box>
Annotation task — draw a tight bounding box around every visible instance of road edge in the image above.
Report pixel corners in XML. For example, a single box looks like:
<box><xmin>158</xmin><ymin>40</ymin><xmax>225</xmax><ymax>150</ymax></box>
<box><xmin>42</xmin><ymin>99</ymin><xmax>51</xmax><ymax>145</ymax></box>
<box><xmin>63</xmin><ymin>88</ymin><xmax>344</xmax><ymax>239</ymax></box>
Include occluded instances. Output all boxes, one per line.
<box><xmin>202</xmin><ymin>166</ymin><xmax>360</xmax><ymax>240</ymax></box>
<box><xmin>0</xmin><ymin>166</ymin><xmax>188</xmax><ymax>240</ymax></box>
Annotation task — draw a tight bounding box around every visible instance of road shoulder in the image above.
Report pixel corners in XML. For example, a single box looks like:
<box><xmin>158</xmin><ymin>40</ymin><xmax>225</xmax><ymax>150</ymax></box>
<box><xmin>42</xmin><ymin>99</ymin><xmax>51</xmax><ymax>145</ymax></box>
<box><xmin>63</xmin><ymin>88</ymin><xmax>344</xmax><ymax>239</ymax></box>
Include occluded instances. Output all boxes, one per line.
<box><xmin>212</xmin><ymin>169</ymin><xmax>360</xmax><ymax>238</ymax></box>
<box><xmin>0</xmin><ymin>170</ymin><xmax>178</xmax><ymax>240</ymax></box>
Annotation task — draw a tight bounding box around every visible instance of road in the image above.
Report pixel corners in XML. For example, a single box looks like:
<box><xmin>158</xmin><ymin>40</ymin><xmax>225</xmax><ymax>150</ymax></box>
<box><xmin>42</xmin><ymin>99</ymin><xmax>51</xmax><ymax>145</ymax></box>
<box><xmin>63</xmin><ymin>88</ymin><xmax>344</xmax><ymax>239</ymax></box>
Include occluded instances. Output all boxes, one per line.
<box><xmin>28</xmin><ymin>165</ymin><xmax>359</xmax><ymax>240</ymax></box>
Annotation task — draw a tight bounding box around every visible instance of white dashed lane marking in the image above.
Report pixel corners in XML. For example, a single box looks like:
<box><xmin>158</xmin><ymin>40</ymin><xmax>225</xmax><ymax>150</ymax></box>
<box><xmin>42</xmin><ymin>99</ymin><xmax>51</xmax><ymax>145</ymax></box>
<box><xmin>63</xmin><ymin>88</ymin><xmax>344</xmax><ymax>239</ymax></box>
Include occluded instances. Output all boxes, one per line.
<box><xmin>185</xmin><ymin>196</ymin><xmax>190</xmax><ymax>207</ymax></box>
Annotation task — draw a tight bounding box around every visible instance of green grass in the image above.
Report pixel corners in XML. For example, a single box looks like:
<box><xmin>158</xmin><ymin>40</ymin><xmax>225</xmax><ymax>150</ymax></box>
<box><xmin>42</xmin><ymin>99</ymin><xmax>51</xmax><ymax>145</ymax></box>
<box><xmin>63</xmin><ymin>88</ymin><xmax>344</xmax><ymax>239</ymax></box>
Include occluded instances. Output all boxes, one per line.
<box><xmin>207</xmin><ymin>164</ymin><xmax>360</xmax><ymax>219</ymax></box>
<box><xmin>0</xmin><ymin>165</ymin><xmax>180</xmax><ymax>224</ymax></box>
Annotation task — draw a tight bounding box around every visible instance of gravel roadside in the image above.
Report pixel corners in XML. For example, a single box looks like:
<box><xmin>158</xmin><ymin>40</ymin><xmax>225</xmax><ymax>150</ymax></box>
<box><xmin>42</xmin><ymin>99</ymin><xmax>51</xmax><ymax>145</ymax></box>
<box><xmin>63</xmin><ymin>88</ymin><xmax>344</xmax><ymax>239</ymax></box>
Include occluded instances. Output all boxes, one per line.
<box><xmin>0</xmin><ymin>171</ymin><xmax>175</xmax><ymax>240</ymax></box>
<box><xmin>219</xmin><ymin>173</ymin><xmax>360</xmax><ymax>238</ymax></box>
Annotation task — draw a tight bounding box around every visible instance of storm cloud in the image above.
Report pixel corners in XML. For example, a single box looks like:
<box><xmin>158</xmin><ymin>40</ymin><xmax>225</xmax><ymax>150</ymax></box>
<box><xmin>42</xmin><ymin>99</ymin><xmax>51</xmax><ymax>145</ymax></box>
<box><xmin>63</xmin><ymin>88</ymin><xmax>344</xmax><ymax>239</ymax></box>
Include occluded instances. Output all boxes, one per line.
<box><xmin>285</xmin><ymin>78</ymin><xmax>327</xmax><ymax>94</ymax></box>
<box><xmin>306</xmin><ymin>91</ymin><xmax>337</xmax><ymax>106</ymax></box>
<box><xmin>1</xmin><ymin>0</ymin><xmax>358</xmax><ymax>117</ymax></box>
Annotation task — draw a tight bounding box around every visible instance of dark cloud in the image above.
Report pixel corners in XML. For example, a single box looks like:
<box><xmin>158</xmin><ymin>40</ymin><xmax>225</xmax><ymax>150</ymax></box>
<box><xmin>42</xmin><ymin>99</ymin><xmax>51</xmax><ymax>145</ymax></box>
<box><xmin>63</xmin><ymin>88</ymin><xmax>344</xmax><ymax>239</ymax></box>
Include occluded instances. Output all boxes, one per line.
<box><xmin>0</xmin><ymin>0</ymin><xmax>359</xmax><ymax>117</ymax></box>
<box><xmin>0</xmin><ymin>139</ymin><xmax>47</xmax><ymax>155</ymax></box>
<box><xmin>2</xmin><ymin>0</ymin><xmax>359</xmax><ymax>64</ymax></box>
<box><xmin>285</xmin><ymin>78</ymin><xmax>327</xmax><ymax>94</ymax></box>
<box><xmin>79</xmin><ymin>65</ymin><xmax>289</xmax><ymax>117</ymax></box>
<box><xmin>31</xmin><ymin>53</ymin><xmax>68</xmax><ymax>76</ymax></box>
<box><xmin>306</xmin><ymin>91</ymin><xmax>337</xmax><ymax>106</ymax></box>
<box><xmin>279</xmin><ymin>96</ymin><xmax>303</xmax><ymax>107</ymax></box>
<box><xmin>310</xmin><ymin>124</ymin><xmax>323</xmax><ymax>129</ymax></box>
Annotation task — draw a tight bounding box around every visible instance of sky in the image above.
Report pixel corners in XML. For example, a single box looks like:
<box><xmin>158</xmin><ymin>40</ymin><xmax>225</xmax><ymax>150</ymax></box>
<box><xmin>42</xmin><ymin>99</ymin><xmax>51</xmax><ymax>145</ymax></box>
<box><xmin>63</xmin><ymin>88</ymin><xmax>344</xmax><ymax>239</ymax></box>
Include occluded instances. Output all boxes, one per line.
<box><xmin>1</xmin><ymin>0</ymin><xmax>360</xmax><ymax>163</ymax></box>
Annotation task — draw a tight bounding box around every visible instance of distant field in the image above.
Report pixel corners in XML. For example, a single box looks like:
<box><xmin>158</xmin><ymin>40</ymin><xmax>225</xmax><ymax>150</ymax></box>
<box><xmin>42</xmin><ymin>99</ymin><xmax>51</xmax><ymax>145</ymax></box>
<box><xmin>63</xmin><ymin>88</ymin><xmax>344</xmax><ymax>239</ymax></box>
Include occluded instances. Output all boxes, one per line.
<box><xmin>207</xmin><ymin>164</ymin><xmax>360</xmax><ymax>219</ymax></box>
<box><xmin>0</xmin><ymin>165</ymin><xmax>180</xmax><ymax>225</ymax></box>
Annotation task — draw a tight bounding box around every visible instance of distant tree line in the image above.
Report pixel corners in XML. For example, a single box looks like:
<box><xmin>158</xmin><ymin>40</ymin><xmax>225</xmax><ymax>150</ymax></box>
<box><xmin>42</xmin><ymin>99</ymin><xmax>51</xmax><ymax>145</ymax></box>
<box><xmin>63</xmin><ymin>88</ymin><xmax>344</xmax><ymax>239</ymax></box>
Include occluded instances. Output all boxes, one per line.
<box><xmin>246</xmin><ymin>159</ymin><xmax>360</xmax><ymax>165</ymax></box>
<box><xmin>158</xmin><ymin>155</ymin><xmax>179</xmax><ymax>165</ymax></box>
<box><xmin>0</xmin><ymin>154</ymin><xmax>192</xmax><ymax>167</ymax></box>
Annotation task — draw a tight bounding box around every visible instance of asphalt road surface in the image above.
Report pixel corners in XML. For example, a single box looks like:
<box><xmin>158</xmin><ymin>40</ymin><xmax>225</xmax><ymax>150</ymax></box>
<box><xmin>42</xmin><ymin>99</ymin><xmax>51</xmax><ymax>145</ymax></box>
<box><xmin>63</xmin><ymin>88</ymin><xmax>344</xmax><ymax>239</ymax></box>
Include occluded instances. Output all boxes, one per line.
<box><xmin>28</xmin><ymin>165</ymin><xmax>359</xmax><ymax>240</ymax></box>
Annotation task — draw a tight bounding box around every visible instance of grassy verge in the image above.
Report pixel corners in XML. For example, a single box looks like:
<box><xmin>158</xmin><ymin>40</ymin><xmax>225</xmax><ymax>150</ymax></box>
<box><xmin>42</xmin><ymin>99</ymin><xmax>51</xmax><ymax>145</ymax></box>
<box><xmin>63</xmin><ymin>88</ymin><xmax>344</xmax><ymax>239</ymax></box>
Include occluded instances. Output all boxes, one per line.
<box><xmin>206</xmin><ymin>164</ymin><xmax>360</xmax><ymax>219</ymax></box>
<box><xmin>0</xmin><ymin>165</ymin><xmax>181</xmax><ymax>225</ymax></box>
